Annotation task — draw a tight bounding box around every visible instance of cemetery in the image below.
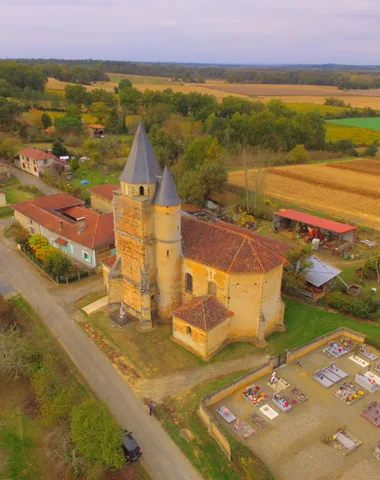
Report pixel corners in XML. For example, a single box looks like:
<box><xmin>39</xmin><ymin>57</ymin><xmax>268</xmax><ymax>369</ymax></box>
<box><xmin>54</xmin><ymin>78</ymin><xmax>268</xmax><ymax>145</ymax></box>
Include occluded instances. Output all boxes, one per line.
<box><xmin>209</xmin><ymin>337</ymin><xmax>380</xmax><ymax>480</ymax></box>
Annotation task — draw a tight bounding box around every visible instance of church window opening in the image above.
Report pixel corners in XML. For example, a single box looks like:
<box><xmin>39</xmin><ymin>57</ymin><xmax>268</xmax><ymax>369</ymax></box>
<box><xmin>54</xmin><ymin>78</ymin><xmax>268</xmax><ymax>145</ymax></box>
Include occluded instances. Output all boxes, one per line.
<box><xmin>207</xmin><ymin>281</ymin><xmax>217</xmax><ymax>296</ymax></box>
<box><xmin>186</xmin><ymin>326</ymin><xmax>192</xmax><ymax>336</ymax></box>
<box><xmin>166</xmin><ymin>250</ymin><xmax>169</xmax><ymax>257</ymax></box>
<box><xmin>139</xmin><ymin>186</ymin><xmax>145</xmax><ymax>196</ymax></box>
<box><xmin>185</xmin><ymin>273</ymin><xmax>193</xmax><ymax>293</ymax></box>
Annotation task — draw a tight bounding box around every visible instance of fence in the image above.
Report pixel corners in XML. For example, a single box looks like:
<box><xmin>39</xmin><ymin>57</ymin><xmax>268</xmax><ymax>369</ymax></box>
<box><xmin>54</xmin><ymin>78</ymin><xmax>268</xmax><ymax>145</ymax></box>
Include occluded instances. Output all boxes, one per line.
<box><xmin>20</xmin><ymin>245</ymin><xmax>92</xmax><ymax>284</ymax></box>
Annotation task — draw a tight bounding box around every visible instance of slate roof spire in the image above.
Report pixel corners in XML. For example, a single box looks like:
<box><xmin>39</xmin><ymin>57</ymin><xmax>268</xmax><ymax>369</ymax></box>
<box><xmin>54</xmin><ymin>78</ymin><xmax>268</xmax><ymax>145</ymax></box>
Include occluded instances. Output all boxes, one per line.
<box><xmin>154</xmin><ymin>165</ymin><xmax>181</xmax><ymax>206</ymax></box>
<box><xmin>120</xmin><ymin>122</ymin><xmax>162</xmax><ymax>184</ymax></box>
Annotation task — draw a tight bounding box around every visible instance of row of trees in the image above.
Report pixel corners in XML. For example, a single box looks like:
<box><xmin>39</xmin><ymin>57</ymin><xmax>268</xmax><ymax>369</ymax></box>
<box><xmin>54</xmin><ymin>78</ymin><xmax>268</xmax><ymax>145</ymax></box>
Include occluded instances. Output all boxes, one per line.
<box><xmin>0</xmin><ymin>296</ymin><xmax>125</xmax><ymax>476</ymax></box>
<box><xmin>16</xmin><ymin>58</ymin><xmax>380</xmax><ymax>89</ymax></box>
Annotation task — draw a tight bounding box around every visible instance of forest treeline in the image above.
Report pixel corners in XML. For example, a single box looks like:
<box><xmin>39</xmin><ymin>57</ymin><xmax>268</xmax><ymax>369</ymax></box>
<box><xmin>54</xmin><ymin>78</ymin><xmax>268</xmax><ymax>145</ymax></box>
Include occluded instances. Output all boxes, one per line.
<box><xmin>12</xmin><ymin>58</ymin><xmax>380</xmax><ymax>89</ymax></box>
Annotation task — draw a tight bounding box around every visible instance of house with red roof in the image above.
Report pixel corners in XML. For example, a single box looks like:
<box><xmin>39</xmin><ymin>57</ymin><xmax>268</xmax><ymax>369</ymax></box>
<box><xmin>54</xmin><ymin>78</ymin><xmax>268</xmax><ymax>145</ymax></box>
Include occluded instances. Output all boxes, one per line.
<box><xmin>88</xmin><ymin>184</ymin><xmax>118</xmax><ymax>213</ymax></box>
<box><xmin>17</xmin><ymin>147</ymin><xmax>67</xmax><ymax>178</ymax></box>
<box><xmin>13</xmin><ymin>193</ymin><xmax>115</xmax><ymax>268</ymax></box>
<box><xmin>103</xmin><ymin>124</ymin><xmax>289</xmax><ymax>359</ymax></box>
<box><xmin>88</xmin><ymin>124</ymin><xmax>105</xmax><ymax>138</ymax></box>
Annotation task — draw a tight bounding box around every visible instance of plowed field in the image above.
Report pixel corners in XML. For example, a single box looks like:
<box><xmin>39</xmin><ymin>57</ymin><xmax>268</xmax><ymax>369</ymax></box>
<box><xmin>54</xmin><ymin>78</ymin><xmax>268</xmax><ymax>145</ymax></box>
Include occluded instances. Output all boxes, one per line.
<box><xmin>228</xmin><ymin>159</ymin><xmax>380</xmax><ymax>228</ymax></box>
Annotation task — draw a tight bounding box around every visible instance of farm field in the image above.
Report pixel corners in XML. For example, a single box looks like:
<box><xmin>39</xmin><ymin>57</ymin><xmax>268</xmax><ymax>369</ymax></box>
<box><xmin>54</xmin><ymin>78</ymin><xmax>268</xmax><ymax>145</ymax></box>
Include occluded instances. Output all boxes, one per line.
<box><xmin>327</xmin><ymin>158</ymin><xmax>380</xmax><ymax>176</ymax></box>
<box><xmin>327</xmin><ymin>117</ymin><xmax>380</xmax><ymax>129</ymax></box>
<box><xmin>228</xmin><ymin>159</ymin><xmax>380</xmax><ymax>228</ymax></box>
<box><xmin>326</xmin><ymin>123</ymin><xmax>380</xmax><ymax>144</ymax></box>
<box><xmin>46</xmin><ymin>76</ymin><xmax>380</xmax><ymax>108</ymax></box>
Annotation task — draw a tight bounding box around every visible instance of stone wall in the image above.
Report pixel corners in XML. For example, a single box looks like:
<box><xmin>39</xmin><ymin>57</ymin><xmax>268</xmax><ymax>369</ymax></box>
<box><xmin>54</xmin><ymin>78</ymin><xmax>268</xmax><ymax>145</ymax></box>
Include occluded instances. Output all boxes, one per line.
<box><xmin>198</xmin><ymin>361</ymin><xmax>274</xmax><ymax>459</ymax></box>
<box><xmin>90</xmin><ymin>193</ymin><xmax>113</xmax><ymax>213</ymax></box>
<box><xmin>285</xmin><ymin>327</ymin><xmax>366</xmax><ymax>363</ymax></box>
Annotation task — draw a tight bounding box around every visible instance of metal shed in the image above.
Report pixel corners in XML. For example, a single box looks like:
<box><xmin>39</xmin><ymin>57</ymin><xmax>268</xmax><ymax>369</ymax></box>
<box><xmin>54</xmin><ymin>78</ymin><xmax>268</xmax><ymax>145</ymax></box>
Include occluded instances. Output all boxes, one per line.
<box><xmin>273</xmin><ymin>209</ymin><xmax>356</xmax><ymax>243</ymax></box>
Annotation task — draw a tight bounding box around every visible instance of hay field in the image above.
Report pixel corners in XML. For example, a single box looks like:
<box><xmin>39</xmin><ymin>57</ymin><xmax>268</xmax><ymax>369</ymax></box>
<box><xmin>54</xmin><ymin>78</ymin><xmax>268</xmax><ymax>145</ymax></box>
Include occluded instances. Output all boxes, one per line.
<box><xmin>228</xmin><ymin>160</ymin><xmax>380</xmax><ymax>228</ymax></box>
<box><xmin>327</xmin><ymin>159</ymin><xmax>380</xmax><ymax>176</ymax></box>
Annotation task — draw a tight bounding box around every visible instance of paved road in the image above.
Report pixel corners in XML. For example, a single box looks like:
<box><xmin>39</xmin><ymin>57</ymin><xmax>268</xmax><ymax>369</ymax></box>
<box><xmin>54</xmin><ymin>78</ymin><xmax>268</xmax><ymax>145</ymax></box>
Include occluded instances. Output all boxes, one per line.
<box><xmin>10</xmin><ymin>166</ymin><xmax>59</xmax><ymax>195</ymax></box>
<box><xmin>0</xmin><ymin>235</ymin><xmax>203</xmax><ymax>480</ymax></box>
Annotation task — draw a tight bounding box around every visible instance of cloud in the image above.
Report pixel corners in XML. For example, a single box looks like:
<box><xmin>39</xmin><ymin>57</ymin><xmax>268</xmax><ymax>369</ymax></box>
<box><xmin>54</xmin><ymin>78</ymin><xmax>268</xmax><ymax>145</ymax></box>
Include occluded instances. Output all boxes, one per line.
<box><xmin>160</xmin><ymin>20</ymin><xmax>178</xmax><ymax>28</ymax></box>
<box><xmin>1</xmin><ymin>0</ymin><xmax>380</xmax><ymax>63</ymax></box>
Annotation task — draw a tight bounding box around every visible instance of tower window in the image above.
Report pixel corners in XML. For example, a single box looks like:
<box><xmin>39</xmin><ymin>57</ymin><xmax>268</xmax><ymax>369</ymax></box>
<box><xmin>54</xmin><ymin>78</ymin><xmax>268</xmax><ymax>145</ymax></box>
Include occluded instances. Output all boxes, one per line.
<box><xmin>186</xmin><ymin>326</ymin><xmax>192</xmax><ymax>336</ymax></box>
<box><xmin>166</xmin><ymin>250</ymin><xmax>169</xmax><ymax>257</ymax></box>
<box><xmin>185</xmin><ymin>273</ymin><xmax>193</xmax><ymax>293</ymax></box>
<box><xmin>139</xmin><ymin>186</ymin><xmax>145</xmax><ymax>196</ymax></box>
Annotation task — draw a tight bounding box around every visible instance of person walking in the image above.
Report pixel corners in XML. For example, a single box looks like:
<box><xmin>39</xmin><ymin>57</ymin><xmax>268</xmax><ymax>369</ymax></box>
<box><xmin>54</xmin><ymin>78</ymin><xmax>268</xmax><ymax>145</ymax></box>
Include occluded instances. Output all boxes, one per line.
<box><xmin>148</xmin><ymin>400</ymin><xmax>154</xmax><ymax>416</ymax></box>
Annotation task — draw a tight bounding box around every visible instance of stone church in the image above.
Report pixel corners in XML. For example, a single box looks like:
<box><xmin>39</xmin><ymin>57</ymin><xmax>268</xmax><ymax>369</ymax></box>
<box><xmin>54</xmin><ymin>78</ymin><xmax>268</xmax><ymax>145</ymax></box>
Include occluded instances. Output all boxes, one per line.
<box><xmin>104</xmin><ymin>123</ymin><xmax>287</xmax><ymax>359</ymax></box>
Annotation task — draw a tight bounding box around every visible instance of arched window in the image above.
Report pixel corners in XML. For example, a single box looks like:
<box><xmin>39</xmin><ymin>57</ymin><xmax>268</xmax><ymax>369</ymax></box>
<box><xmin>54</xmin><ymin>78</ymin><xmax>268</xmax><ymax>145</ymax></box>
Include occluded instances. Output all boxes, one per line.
<box><xmin>186</xmin><ymin>326</ymin><xmax>192</xmax><ymax>336</ymax></box>
<box><xmin>185</xmin><ymin>273</ymin><xmax>193</xmax><ymax>293</ymax></box>
<box><xmin>207</xmin><ymin>281</ymin><xmax>217</xmax><ymax>296</ymax></box>
<box><xmin>139</xmin><ymin>186</ymin><xmax>145</xmax><ymax>196</ymax></box>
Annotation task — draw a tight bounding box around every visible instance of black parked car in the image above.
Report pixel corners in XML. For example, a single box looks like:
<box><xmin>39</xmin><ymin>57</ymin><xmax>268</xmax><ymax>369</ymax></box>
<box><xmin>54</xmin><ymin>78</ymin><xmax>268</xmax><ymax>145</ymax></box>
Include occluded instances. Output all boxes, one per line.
<box><xmin>121</xmin><ymin>430</ymin><xmax>142</xmax><ymax>463</ymax></box>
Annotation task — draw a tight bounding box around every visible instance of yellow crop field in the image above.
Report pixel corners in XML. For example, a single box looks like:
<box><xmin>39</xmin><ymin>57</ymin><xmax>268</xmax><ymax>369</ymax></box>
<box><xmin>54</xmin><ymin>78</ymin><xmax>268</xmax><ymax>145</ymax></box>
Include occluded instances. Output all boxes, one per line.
<box><xmin>228</xmin><ymin>160</ymin><xmax>380</xmax><ymax>228</ymax></box>
<box><xmin>326</xmin><ymin>123</ymin><xmax>380</xmax><ymax>144</ymax></box>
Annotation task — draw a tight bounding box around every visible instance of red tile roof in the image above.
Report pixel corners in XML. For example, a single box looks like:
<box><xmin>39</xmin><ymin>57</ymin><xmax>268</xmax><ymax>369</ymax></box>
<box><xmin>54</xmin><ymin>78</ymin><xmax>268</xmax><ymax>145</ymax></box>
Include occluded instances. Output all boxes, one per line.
<box><xmin>18</xmin><ymin>147</ymin><xmax>56</xmax><ymax>161</ymax></box>
<box><xmin>173</xmin><ymin>296</ymin><xmax>232</xmax><ymax>331</ymax></box>
<box><xmin>181</xmin><ymin>215</ymin><xmax>287</xmax><ymax>273</ymax></box>
<box><xmin>102</xmin><ymin>255</ymin><xmax>117</xmax><ymax>268</ymax></box>
<box><xmin>89</xmin><ymin>124</ymin><xmax>105</xmax><ymax>129</ymax></box>
<box><xmin>88</xmin><ymin>184</ymin><xmax>119</xmax><ymax>201</ymax></box>
<box><xmin>274</xmin><ymin>209</ymin><xmax>356</xmax><ymax>234</ymax></box>
<box><xmin>13</xmin><ymin>193</ymin><xmax>114</xmax><ymax>250</ymax></box>
<box><xmin>45</xmin><ymin>126</ymin><xmax>56</xmax><ymax>134</ymax></box>
<box><xmin>54</xmin><ymin>237</ymin><xmax>67</xmax><ymax>246</ymax></box>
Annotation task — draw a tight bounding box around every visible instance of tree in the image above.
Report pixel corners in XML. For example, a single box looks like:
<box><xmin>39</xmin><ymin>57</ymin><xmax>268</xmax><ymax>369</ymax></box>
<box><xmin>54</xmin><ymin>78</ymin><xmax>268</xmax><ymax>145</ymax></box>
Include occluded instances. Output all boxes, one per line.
<box><xmin>0</xmin><ymin>326</ymin><xmax>36</xmax><ymax>380</ymax></box>
<box><xmin>28</xmin><ymin>233</ymin><xmax>49</xmax><ymax>253</ymax></box>
<box><xmin>105</xmin><ymin>108</ymin><xmax>126</xmax><ymax>134</ymax></box>
<box><xmin>52</xmin><ymin>139</ymin><xmax>69</xmax><ymax>157</ymax></box>
<box><xmin>54</xmin><ymin>116</ymin><xmax>83</xmax><ymax>136</ymax></box>
<box><xmin>119</xmin><ymin>78</ymin><xmax>132</xmax><ymax>89</ymax></box>
<box><xmin>0</xmin><ymin>60</ymin><xmax>46</xmax><ymax>91</ymax></box>
<box><xmin>365</xmin><ymin>141</ymin><xmax>378</xmax><ymax>157</ymax></box>
<box><xmin>70</xmin><ymin>158</ymin><xmax>80</xmax><ymax>172</ymax></box>
<box><xmin>282</xmin><ymin>244</ymin><xmax>313</xmax><ymax>291</ymax></box>
<box><xmin>290</xmin><ymin>144</ymin><xmax>309</xmax><ymax>163</ymax></box>
<box><xmin>178</xmin><ymin>136</ymin><xmax>227</xmax><ymax>205</ymax></box>
<box><xmin>70</xmin><ymin>398</ymin><xmax>124</xmax><ymax>468</ymax></box>
<box><xmin>41</xmin><ymin>112</ymin><xmax>52</xmax><ymax>129</ymax></box>
<box><xmin>119</xmin><ymin>86</ymin><xmax>142</xmax><ymax>114</ymax></box>
<box><xmin>44</xmin><ymin>250</ymin><xmax>72</xmax><ymax>278</ymax></box>
<box><xmin>64</xmin><ymin>84</ymin><xmax>91</xmax><ymax>107</ymax></box>
<box><xmin>90</xmin><ymin>101</ymin><xmax>113</xmax><ymax>124</ymax></box>
<box><xmin>0</xmin><ymin>97</ymin><xmax>23</xmax><ymax>131</ymax></box>
<box><xmin>91</xmin><ymin>88</ymin><xmax>116</xmax><ymax>107</ymax></box>
<box><xmin>32</xmin><ymin>358</ymin><xmax>80</xmax><ymax>426</ymax></box>
<box><xmin>143</xmin><ymin>103</ymin><xmax>172</xmax><ymax>130</ymax></box>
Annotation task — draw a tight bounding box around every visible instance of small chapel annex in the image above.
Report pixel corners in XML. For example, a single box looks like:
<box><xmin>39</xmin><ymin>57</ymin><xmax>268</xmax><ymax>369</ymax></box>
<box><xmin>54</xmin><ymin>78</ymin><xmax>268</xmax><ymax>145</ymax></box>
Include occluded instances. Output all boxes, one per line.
<box><xmin>103</xmin><ymin>123</ymin><xmax>288</xmax><ymax>359</ymax></box>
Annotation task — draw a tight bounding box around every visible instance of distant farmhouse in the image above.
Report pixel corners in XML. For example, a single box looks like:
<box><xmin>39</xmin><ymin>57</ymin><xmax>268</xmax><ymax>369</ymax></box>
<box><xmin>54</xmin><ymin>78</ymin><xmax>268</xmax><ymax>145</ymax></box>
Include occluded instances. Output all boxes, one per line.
<box><xmin>102</xmin><ymin>124</ymin><xmax>288</xmax><ymax>359</ymax></box>
<box><xmin>88</xmin><ymin>124</ymin><xmax>105</xmax><ymax>138</ymax></box>
<box><xmin>17</xmin><ymin>147</ymin><xmax>67</xmax><ymax>178</ymax></box>
<box><xmin>13</xmin><ymin>193</ymin><xmax>115</xmax><ymax>268</ymax></box>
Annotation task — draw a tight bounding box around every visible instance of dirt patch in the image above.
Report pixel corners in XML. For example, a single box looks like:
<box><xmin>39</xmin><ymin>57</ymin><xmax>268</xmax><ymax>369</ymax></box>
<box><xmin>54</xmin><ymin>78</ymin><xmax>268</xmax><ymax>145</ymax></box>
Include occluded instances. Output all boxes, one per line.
<box><xmin>82</xmin><ymin>323</ymin><xmax>140</xmax><ymax>381</ymax></box>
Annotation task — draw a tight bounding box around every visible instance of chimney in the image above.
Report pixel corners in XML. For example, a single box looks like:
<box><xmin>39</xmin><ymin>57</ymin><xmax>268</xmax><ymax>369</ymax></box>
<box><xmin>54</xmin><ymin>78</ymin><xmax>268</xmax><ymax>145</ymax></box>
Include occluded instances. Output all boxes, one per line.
<box><xmin>59</xmin><ymin>220</ymin><xmax>63</xmax><ymax>231</ymax></box>
<box><xmin>77</xmin><ymin>217</ymin><xmax>87</xmax><ymax>234</ymax></box>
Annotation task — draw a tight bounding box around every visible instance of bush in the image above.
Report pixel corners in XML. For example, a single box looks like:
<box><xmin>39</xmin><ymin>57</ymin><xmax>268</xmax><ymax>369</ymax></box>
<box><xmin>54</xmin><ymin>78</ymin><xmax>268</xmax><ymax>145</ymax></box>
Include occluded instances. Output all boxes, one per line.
<box><xmin>289</xmin><ymin>144</ymin><xmax>309</xmax><ymax>163</ymax></box>
<box><xmin>44</xmin><ymin>250</ymin><xmax>72</xmax><ymax>277</ymax></box>
<box><xmin>325</xmin><ymin>291</ymin><xmax>379</xmax><ymax>319</ymax></box>
<box><xmin>70</xmin><ymin>399</ymin><xmax>124</xmax><ymax>468</ymax></box>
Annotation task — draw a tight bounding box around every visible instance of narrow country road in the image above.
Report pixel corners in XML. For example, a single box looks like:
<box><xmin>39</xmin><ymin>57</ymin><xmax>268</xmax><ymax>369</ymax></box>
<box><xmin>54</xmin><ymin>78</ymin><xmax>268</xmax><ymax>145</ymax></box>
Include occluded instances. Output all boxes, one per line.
<box><xmin>10</xmin><ymin>166</ymin><xmax>59</xmax><ymax>195</ymax></box>
<box><xmin>0</xmin><ymin>235</ymin><xmax>203</xmax><ymax>480</ymax></box>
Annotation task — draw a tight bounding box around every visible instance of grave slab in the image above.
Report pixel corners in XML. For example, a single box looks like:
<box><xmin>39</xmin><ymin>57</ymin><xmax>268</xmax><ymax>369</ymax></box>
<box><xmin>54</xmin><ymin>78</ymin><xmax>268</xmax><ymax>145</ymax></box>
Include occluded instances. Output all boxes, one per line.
<box><xmin>259</xmin><ymin>404</ymin><xmax>279</xmax><ymax>420</ymax></box>
<box><xmin>217</xmin><ymin>406</ymin><xmax>236</xmax><ymax>423</ymax></box>
<box><xmin>349</xmin><ymin>355</ymin><xmax>369</xmax><ymax>368</ymax></box>
<box><xmin>355</xmin><ymin>373</ymin><xmax>379</xmax><ymax>393</ymax></box>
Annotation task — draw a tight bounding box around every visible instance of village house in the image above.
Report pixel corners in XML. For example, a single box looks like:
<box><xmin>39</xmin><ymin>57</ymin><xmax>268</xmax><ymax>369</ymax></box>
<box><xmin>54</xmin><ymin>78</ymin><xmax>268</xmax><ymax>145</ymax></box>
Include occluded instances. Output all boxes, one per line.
<box><xmin>0</xmin><ymin>162</ymin><xmax>10</xmax><ymax>182</ymax></box>
<box><xmin>88</xmin><ymin>184</ymin><xmax>118</xmax><ymax>213</ymax></box>
<box><xmin>16</xmin><ymin>147</ymin><xmax>67</xmax><ymax>178</ymax></box>
<box><xmin>102</xmin><ymin>124</ymin><xmax>288</xmax><ymax>359</ymax></box>
<box><xmin>88</xmin><ymin>124</ymin><xmax>105</xmax><ymax>138</ymax></box>
<box><xmin>13</xmin><ymin>193</ymin><xmax>115</xmax><ymax>268</ymax></box>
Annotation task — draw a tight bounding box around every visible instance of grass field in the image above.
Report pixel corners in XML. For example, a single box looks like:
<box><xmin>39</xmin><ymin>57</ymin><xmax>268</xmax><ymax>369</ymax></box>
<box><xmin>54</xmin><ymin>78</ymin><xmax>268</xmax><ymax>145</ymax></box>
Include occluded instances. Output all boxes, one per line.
<box><xmin>228</xmin><ymin>159</ymin><xmax>380</xmax><ymax>228</ymax></box>
<box><xmin>326</xmin><ymin>123</ymin><xmax>380</xmax><ymax>143</ymax></box>
<box><xmin>327</xmin><ymin>117</ymin><xmax>380</xmax><ymax>130</ymax></box>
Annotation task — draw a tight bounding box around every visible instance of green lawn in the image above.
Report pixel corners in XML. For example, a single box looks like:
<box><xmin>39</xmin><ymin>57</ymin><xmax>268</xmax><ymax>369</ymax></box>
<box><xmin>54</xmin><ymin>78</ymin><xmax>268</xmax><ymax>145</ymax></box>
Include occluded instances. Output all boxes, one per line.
<box><xmin>2</xmin><ymin>185</ymin><xmax>39</xmax><ymax>204</ymax></box>
<box><xmin>327</xmin><ymin>117</ymin><xmax>380</xmax><ymax>130</ymax></box>
<box><xmin>266</xmin><ymin>297</ymin><xmax>380</xmax><ymax>355</ymax></box>
<box><xmin>156</xmin><ymin>372</ymin><xmax>274</xmax><ymax>480</ymax></box>
<box><xmin>0</xmin><ymin>205</ymin><xmax>13</xmax><ymax>218</ymax></box>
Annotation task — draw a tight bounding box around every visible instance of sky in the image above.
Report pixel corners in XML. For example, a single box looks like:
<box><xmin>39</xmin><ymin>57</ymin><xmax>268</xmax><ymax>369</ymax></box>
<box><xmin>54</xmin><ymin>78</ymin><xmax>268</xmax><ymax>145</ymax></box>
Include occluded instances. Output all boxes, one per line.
<box><xmin>1</xmin><ymin>0</ymin><xmax>380</xmax><ymax>64</ymax></box>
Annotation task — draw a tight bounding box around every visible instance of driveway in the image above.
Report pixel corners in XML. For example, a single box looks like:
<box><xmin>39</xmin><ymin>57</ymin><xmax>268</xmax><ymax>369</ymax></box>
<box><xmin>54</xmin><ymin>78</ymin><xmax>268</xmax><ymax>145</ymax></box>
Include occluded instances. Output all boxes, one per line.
<box><xmin>0</xmin><ymin>235</ymin><xmax>203</xmax><ymax>480</ymax></box>
<box><xmin>10</xmin><ymin>166</ymin><xmax>59</xmax><ymax>195</ymax></box>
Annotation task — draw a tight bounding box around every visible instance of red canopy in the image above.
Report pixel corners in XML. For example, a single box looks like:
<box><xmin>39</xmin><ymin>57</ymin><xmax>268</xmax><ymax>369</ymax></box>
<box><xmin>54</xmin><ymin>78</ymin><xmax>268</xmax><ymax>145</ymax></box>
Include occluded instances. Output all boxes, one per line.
<box><xmin>274</xmin><ymin>209</ymin><xmax>356</xmax><ymax>234</ymax></box>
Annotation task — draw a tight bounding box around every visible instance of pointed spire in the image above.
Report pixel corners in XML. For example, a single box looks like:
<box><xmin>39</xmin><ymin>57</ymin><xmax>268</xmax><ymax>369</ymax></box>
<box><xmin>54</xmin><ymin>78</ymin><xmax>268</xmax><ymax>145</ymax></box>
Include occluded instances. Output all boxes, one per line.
<box><xmin>120</xmin><ymin>122</ymin><xmax>162</xmax><ymax>184</ymax></box>
<box><xmin>154</xmin><ymin>165</ymin><xmax>181</xmax><ymax>207</ymax></box>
